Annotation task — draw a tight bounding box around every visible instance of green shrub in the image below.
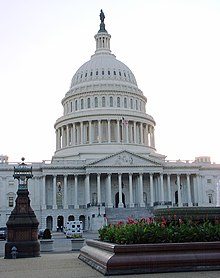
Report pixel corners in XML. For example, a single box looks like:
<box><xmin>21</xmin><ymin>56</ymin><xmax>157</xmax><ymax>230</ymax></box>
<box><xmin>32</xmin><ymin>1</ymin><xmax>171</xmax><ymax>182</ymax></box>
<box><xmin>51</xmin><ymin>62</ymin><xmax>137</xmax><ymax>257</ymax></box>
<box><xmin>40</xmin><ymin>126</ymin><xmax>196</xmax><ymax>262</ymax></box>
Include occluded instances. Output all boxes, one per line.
<box><xmin>42</xmin><ymin>228</ymin><xmax>52</xmax><ymax>239</ymax></box>
<box><xmin>98</xmin><ymin>215</ymin><xmax>220</xmax><ymax>244</ymax></box>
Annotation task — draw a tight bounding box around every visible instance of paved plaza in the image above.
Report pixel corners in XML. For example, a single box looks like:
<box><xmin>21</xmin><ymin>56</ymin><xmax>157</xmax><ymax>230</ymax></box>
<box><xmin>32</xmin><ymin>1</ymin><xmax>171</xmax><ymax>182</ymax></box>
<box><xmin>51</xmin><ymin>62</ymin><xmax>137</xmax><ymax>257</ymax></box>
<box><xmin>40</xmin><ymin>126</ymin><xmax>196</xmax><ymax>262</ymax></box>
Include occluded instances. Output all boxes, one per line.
<box><xmin>1</xmin><ymin>252</ymin><xmax>220</xmax><ymax>278</ymax></box>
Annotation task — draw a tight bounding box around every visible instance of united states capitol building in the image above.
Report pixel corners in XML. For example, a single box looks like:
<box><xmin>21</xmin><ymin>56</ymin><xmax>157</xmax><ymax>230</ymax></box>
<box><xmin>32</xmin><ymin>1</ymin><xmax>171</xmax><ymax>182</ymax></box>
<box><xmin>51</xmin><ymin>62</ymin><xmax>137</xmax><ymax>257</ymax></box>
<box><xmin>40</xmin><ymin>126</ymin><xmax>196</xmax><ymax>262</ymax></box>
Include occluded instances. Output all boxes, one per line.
<box><xmin>1</xmin><ymin>11</ymin><xmax>220</xmax><ymax>231</ymax></box>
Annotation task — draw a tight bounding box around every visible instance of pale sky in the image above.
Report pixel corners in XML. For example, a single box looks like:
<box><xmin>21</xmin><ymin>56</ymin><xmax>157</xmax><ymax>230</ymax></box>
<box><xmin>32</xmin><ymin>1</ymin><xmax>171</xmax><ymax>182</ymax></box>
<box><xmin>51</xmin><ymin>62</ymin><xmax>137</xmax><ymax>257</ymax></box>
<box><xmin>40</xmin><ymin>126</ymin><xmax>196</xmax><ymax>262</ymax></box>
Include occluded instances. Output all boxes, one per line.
<box><xmin>0</xmin><ymin>0</ymin><xmax>220</xmax><ymax>163</ymax></box>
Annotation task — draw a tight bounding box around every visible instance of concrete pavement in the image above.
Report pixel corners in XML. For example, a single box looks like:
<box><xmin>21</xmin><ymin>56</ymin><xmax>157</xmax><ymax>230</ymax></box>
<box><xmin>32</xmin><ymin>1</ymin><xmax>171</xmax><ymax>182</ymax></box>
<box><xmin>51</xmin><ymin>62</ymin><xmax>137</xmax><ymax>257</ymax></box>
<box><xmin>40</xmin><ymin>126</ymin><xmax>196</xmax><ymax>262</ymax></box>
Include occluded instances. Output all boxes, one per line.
<box><xmin>1</xmin><ymin>252</ymin><xmax>220</xmax><ymax>278</ymax></box>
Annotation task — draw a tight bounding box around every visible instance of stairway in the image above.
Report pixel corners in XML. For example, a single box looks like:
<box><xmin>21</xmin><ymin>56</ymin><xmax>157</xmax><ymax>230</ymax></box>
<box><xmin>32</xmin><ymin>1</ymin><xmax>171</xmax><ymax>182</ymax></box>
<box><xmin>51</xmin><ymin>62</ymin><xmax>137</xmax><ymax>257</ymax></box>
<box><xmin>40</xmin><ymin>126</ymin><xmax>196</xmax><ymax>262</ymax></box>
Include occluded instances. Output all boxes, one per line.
<box><xmin>105</xmin><ymin>207</ymin><xmax>153</xmax><ymax>225</ymax></box>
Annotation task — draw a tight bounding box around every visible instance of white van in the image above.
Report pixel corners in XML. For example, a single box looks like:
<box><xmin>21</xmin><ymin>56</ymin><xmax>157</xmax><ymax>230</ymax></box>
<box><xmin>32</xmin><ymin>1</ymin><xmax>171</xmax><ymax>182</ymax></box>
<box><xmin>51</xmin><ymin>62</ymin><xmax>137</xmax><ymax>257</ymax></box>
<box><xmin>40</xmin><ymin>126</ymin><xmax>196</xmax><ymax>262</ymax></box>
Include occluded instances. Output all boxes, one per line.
<box><xmin>65</xmin><ymin>221</ymin><xmax>83</xmax><ymax>238</ymax></box>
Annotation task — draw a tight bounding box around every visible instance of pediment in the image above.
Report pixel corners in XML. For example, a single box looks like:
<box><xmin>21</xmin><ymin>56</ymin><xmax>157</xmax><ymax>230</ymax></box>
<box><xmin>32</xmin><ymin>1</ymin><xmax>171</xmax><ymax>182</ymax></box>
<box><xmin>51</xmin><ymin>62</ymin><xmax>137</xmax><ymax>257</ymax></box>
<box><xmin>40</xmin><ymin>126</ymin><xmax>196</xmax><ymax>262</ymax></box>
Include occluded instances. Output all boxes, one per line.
<box><xmin>88</xmin><ymin>151</ymin><xmax>163</xmax><ymax>167</ymax></box>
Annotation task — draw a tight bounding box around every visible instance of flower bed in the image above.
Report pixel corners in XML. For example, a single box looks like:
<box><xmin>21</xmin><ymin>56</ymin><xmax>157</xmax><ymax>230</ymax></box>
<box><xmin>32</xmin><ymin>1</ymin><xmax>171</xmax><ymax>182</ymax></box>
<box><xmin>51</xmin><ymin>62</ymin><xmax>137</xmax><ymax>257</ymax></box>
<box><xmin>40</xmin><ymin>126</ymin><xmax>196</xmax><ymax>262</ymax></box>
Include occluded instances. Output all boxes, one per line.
<box><xmin>79</xmin><ymin>215</ymin><xmax>220</xmax><ymax>275</ymax></box>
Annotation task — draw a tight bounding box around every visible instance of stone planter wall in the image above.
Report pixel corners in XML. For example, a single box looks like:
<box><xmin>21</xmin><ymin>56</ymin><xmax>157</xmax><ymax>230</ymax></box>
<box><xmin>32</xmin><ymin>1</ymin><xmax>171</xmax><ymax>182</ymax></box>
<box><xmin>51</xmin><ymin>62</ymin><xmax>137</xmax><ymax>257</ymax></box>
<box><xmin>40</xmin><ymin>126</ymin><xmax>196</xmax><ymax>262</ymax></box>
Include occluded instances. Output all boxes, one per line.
<box><xmin>79</xmin><ymin>239</ymin><xmax>220</xmax><ymax>275</ymax></box>
<box><xmin>40</xmin><ymin>239</ymin><xmax>54</xmax><ymax>252</ymax></box>
<box><xmin>71</xmin><ymin>238</ymin><xmax>85</xmax><ymax>251</ymax></box>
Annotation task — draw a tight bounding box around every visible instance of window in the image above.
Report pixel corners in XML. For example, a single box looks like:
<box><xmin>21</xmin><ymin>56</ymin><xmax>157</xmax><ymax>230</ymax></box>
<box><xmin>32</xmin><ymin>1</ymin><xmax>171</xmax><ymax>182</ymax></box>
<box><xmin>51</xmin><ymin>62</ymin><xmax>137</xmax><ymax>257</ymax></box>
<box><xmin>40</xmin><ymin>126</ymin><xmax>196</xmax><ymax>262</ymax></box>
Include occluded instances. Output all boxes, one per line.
<box><xmin>102</xmin><ymin>70</ymin><xmax>104</xmax><ymax>75</ymax></box>
<box><xmin>108</xmin><ymin>70</ymin><xmax>110</xmax><ymax>75</ymax></box>
<box><xmin>102</xmin><ymin>97</ymin><xmax>106</xmax><ymax>107</ymax></box>
<box><xmin>87</xmin><ymin>98</ymin><xmax>91</xmax><ymax>108</ymax></box>
<box><xmin>81</xmin><ymin>99</ymin><xmax>84</xmax><ymax>109</ymax></box>
<box><xmin>207</xmin><ymin>179</ymin><xmax>212</xmax><ymax>184</ymax></box>
<box><xmin>124</xmin><ymin>72</ymin><xmax>126</xmax><ymax>77</ymax></box>
<box><xmin>117</xmin><ymin>97</ymin><xmax>120</xmax><ymax>107</ymax></box>
<box><xmin>95</xmin><ymin>97</ymin><xmax>98</xmax><ymax>108</ymax></box>
<box><xmin>9</xmin><ymin>197</ymin><xmax>14</xmax><ymax>207</ymax></box>
<box><xmin>110</xmin><ymin>96</ymin><xmax>113</xmax><ymax>107</ymax></box>
<box><xmin>114</xmin><ymin>71</ymin><xmax>116</xmax><ymax>75</ymax></box>
<box><xmin>136</xmin><ymin>100</ymin><xmax>138</xmax><ymax>110</ymax></box>
<box><xmin>96</xmin><ymin>71</ymin><xmax>98</xmax><ymax>76</ymax></box>
<box><xmin>119</xmin><ymin>71</ymin><xmax>121</xmax><ymax>76</ymax></box>
<box><xmin>130</xmin><ymin>99</ymin><xmax>133</xmax><ymax>109</ymax></box>
<box><xmin>124</xmin><ymin>97</ymin><xmax>127</xmax><ymax>108</ymax></box>
<box><xmin>208</xmin><ymin>194</ymin><xmax>213</xmax><ymax>204</ymax></box>
<box><xmin>85</xmin><ymin>72</ymin><xmax>87</xmax><ymax>77</ymax></box>
<box><xmin>75</xmin><ymin>100</ymin><xmax>78</xmax><ymax>111</ymax></box>
<box><xmin>90</xmin><ymin>71</ymin><xmax>93</xmax><ymax>76</ymax></box>
<box><xmin>70</xmin><ymin>101</ymin><xmax>73</xmax><ymax>112</ymax></box>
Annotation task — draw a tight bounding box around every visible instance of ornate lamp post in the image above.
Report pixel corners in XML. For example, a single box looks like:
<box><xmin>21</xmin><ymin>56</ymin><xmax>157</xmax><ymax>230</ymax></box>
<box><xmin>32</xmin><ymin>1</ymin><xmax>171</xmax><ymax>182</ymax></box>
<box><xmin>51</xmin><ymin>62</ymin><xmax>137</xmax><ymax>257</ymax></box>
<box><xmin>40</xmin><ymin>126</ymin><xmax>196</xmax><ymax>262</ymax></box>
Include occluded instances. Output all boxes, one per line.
<box><xmin>5</xmin><ymin>158</ymin><xmax>40</xmax><ymax>259</ymax></box>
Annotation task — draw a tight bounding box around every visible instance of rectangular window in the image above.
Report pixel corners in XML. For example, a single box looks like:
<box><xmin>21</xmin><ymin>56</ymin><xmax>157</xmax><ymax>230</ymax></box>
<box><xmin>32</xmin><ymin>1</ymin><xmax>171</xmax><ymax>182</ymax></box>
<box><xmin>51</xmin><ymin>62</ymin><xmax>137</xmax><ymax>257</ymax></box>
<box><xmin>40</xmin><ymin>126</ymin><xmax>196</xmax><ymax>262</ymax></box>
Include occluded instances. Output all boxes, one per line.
<box><xmin>207</xmin><ymin>179</ymin><xmax>212</xmax><ymax>184</ymax></box>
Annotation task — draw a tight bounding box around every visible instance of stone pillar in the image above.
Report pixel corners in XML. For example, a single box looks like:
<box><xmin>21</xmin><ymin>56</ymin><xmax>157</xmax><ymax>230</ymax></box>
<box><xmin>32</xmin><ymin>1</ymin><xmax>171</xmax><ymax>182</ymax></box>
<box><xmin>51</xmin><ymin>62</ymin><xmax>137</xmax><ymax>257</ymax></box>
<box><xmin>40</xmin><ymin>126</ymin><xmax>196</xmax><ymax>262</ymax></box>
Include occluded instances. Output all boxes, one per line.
<box><xmin>89</xmin><ymin>121</ymin><xmax>92</xmax><ymax>144</ymax></box>
<box><xmin>98</xmin><ymin>120</ymin><xmax>101</xmax><ymax>143</ymax></box>
<box><xmin>196</xmin><ymin>175</ymin><xmax>201</xmax><ymax>206</ymax></box>
<box><xmin>117</xmin><ymin>120</ymin><xmax>120</xmax><ymax>143</ymax></box>
<box><xmin>139</xmin><ymin>173</ymin><xmax>145</xmax><ymax>207</ymax></box>
<box><xmin>167</xmin><ymin>174</ymin><xmax>171</xmax><ymax>204</ymax></box>
<box><xmin>42</xmin><ymin>175</ymin><xmax>46</xmax><ymax>210</ymax></box>
<box><xmin>125</xmin><ymin>122</ymin><xmax>129</xmax><ymax>143</ymax></box>
<box><xmin>160</xmin><ymin>174</ymin><xmax>164</xmax><ymax>204</ymax></box>
<box><xmin>97</xmin><ymin>174</ymin><xmax>101</xmax><ymax>205</ymax></box>
<box><xmin>107</xmin><ymin>174</ymin><xmax>113</xmax><ymax>208</ymax></box>
<box><xmin>63</xmin><ymin>175</ymin><xmax>68</xmax><ymax>209</ymax></box>
<box><xmin>145</xmin><ymin>124</ymin><xmax>149</xmax><ymax>146</ymax></box>
<box><xmin>66</xmin><ymin>125</ymin><xmax>69</xmax><ymax>146</ymax></box>
<box><xmin>74</xmin><ymin>175</ymin><xmax>79</xmax><ymax>209</ymax></box>
<box><xmin>53</xmin><ymin>175</ymin><xmax>57</xmax><ymax>209</ymax></box>
<box><xmin>85</xmin><ymin>174</ymin><xmax>90</xmax><ymax>206</ymax></box>
<box><xmin>133</xmin><ymin>122</ymin><xmax>137</xmax><ymax>144</ymax></box>
<box><xmin>129</xmin><ymin>173</ymin><xmax>134</xmax><ymax>207</ymax></box>
<box><xmin>61</xmin><ymin>126</ymin><xmax>65</xmax><ymax>148</ymax></box>
<box><xmin>150</xmin><ymin>173</ymin><xmax>154</xmax><ymax>206</ymax></box>
<box><xmin>80</xmin><ymin>122</ymin><xmax>83</xmax><ymax>144</ymax></box>
<box><xmin>118</xmin><ymin>174</ymin><xmax>124</xmax><ymax>208</ymax></box>
<box><xmin>140</xmin><ymin>122</ymin><xmax>143</xmax><ymax>144</ymax></box>
<box><xmin>177</xmin><ymin>174</ymin><xmax>182</xmax><ymax>207</ymax></box>
<box><xmin>72</xmin><ymin>123</ymin><xmax>76</xmax><ymax>146</ymax></box>
<box><xmin>187</xmin><ymin>174</ymin><xmax>192</xmax><ymax>206</ymax></box>
<box><xmin>108</xmin><ymin>120</ymin><xmax>111</xmax><ymax>143</ymax></box>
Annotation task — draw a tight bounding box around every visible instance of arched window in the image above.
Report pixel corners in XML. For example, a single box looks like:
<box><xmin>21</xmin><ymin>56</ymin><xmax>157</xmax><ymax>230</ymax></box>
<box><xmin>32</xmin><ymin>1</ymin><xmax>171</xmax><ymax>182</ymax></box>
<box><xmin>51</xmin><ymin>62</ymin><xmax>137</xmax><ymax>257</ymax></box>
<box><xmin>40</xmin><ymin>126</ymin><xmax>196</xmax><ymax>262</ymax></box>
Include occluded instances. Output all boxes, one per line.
<box><xmin>95</xmin><ymin>97</ymin><xmax>98</xmax><ymax>108</ymax></box>
<box><xmin>124</xmin><ymin>97</ymin><xmax>127</xmax><ymax>108</ymax></box>
<box><xmin>117</xmin><ymin>97</ymin><xmax>120</xmax><ymax>108</ymax></box>
<box><xmin>110</xmin><ymin>96</ymin><xmax>113</xmax><ymax>107</ymax></box>
<box><xmin>87</xmin><ymin>98</ymin><xmax>91</xmax><ymax>108</ymax></box>
<box><xmin>81</xmin><ymin>99</ymin><xmax>84</xmax><ymax>109</ymax></box>
<box><xmin>102</xmin><ymin>97</ymin><xmax>106</xmax><ymax>107</ymax></box>
<box><xmin>130</xmin><ymin>99</ymin><xmax>133</xmax><ymax>109</ymax></box>
<box><xmin>75</xmin><ymin>100</ymin><xmax>78</xmax><ymax>111</ymax></box>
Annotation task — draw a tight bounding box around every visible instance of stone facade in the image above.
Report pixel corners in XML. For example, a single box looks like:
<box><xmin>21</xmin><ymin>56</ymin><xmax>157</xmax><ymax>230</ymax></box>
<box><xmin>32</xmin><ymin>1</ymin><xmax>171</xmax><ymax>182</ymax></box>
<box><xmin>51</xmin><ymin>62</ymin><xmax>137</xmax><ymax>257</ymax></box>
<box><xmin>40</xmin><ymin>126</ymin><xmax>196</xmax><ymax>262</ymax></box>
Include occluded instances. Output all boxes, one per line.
<box><xmin>0</xmin><ymin>12</ymin><xmax>220</xmax><ymax>231</ymax></box>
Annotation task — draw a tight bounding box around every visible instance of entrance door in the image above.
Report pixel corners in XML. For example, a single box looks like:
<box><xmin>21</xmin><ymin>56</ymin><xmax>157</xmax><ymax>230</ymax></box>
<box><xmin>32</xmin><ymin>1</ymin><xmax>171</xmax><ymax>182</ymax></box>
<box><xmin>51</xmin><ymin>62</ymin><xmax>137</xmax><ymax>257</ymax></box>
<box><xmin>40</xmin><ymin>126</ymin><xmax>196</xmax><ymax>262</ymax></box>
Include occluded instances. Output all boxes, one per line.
<box><xmin>115</xmin><ymin>192</ymin><xmax>125</xmax><ymax>208</ymax></box>
<box><xmin>57</xmin><ymin>215</ymin><xmax>64</xmax><ymax>232</ymax></box>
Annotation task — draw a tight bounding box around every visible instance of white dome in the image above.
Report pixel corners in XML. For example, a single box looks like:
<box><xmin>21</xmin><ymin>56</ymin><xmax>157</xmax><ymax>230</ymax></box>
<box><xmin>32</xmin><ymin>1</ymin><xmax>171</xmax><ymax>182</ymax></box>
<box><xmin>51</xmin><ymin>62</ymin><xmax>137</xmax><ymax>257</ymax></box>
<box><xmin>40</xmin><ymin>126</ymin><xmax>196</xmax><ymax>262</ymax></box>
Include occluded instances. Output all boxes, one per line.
<box><xmin>70</xmin><ymin>53</ymin><xmax>138</xmax><ymax>90</ymax></box>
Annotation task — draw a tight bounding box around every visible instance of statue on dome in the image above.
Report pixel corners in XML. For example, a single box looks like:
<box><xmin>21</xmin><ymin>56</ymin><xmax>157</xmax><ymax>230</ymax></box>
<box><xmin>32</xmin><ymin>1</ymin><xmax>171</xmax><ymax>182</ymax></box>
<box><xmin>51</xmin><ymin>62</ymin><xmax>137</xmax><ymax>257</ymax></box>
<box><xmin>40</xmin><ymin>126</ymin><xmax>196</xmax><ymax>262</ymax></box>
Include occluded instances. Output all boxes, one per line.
<box><xmin>100</xmin><ymin>9</ymin><xmax>105</xmax><ymax>23</ymax></box>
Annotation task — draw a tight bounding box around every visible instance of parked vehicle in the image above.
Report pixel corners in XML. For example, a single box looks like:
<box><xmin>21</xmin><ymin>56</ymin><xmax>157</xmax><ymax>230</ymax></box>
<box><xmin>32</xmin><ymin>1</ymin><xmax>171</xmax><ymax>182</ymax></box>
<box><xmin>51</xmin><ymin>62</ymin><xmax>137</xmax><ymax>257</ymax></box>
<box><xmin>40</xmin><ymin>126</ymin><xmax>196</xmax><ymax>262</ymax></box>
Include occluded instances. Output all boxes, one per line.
<box><xmin>0</xmin><ymin>227</ymin><xmax>7</xmax><ymax>240</ymax></box>
<box><xmin>65</xmin><ymin>221</ymin><xmax>83</xmax><ymax>238</ymax></box>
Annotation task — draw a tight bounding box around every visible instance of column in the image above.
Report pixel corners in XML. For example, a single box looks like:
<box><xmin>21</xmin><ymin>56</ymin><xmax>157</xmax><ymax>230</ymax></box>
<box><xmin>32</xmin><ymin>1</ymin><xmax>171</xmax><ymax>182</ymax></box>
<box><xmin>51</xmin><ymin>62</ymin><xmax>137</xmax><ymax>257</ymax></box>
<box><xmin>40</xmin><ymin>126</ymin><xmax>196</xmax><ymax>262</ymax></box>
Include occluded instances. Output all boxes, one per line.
<box><xmin>125</xmin><ymin>122</ymin><xmax>129</xmax><ymax>143</ymax></box>
<box><xmin>97</xmin><ymin>174</ymin><xmax>101</xmax><ymax>205</ymax></box>
<box><xmin>177</xmin><ymin>174</ymin><xmax>182</xmax><ymax>207</ymax></box>
<box><xmin>63</xmin><ymin>175</ymin><xmax>68</xmax><ymax>209</ymax></box>
<box><xmin>152</xmin><ymin>126</ymin><xmax>155</xmax><ymax>148</ymax></box>
<box><xmin>80</xmin><ymin>122</ymin><xmax>83</xmax><ymax>144</ymax></box>
<box><xmin>196</xmin><ymin>175</ymin><xmax>201</xmax><ymax>206</ymax></box>
<box><xmin>74</xmin><ymin>175</ymin><xmax>79</xmax><ymax>209</ymax></box>
<box><xmin>107</xmin><ymin>120</ymin><xmax>111</xmax><ymax>143</ymax></box>
<box><xmin>107</xmin><ymin>174</ymin><xmax>113</xmax><ymax>207</ymax></box>
<box><xmin>139</xmin><ymin>173</ymin><xmax>145</xmax><ymax>207</ymax></box>
<box><xmin>187</xmin><ymin>174</ymin><xmax>192</xmax><ymax>206</ymax></box>
<box><xmin>160</xmin><ymin>173</ymin><xmax>164</xmax><ymax>204</ymax></box>
<box><xmin>53</xmin><ymin>175</ymin><xmax>57</xmax><ymax>209</ymax></box>
<box><xmin>140</xmin><ymin>123</ymin><xmax>143</xmax><ymax>144</ymax></box>
<box><xmin>150</xmin><ymin>173</ymin><xmax>154</xmax><ymax>206</ymax></box>
<box><xmin>56</xmin><ymin>130</ymin><xmax>59</xmax><ymax>150</ymax></box>
<box><xmin>118</xmin><ymin>174</ymin><xmax>124</xmax><ymax>207</ymax></box>
<box><xmin>61</xmin><ymin>126</ymin><xmax>65</xmax><ymax>148</ymax></box>
<box><xmin>97</xmin><ymin>120</ymin><xmax>101</xmax><ymax>143</ymax></box>
<box><xmin>85</xmin><ymin>174</ymin><xmax>90</xmax><ymax>206</ymax></box>
<box><xmin>42</xmin><ymin>175</ymin><xmax>46</xmax><ymax>209</ymax></box>
<box><xmin>72</xmin><ymin>123</ymin><xmax>75</xmax><ymax>146</ymax></box>
<box><xmin>129</xmin><ymin>173</ymin><xmax>134</xmax><ymax>207</ymax></box>
<box><xmin>133</xmin><ymin>122</ymin><xmax>137</xmax><ymax>144</ymax></box>
<box><xmin>167</xmin><ymin>174</ymin><xmax>171</xmax><ymax>204</ymax></box>
<box><xmin>66</xmin><ymin>125</ymin><xmax>69</xmax><ymax>146</ymax></box>
<box><xmin>89</xmin><ymin>121</ymin><xmax>92</xmax><ymax>144</ymax></box>
<box><xmin>117</xmin><ymin>120</ymin><xmax>120</xmax><ymax>142</ymax></box>
<box><xmin>146</xmin><ymin>124</ymin><xmax>149</xmax><ymax>146</ymax></box>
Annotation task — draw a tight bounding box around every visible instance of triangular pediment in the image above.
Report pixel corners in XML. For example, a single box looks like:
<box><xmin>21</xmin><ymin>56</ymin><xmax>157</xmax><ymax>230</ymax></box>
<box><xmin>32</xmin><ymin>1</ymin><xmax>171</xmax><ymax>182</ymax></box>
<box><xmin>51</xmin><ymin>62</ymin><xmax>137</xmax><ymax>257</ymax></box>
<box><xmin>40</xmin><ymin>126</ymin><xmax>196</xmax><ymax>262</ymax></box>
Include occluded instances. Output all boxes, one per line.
<box><xmin>88</xmin><ymin>150</ymin><xmax>164</xmax><ymax>167</ymax></box>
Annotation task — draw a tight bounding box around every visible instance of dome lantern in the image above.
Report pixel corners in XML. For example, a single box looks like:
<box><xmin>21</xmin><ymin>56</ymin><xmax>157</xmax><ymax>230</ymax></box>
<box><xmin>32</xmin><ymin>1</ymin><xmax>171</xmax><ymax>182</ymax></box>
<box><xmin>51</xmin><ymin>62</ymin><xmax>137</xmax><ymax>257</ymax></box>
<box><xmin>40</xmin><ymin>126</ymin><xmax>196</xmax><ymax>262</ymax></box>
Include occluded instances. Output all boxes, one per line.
<box><xmin>95</xmin><ymin>10</ymin><xmax>111</xmax><ymax>55</ymax></box>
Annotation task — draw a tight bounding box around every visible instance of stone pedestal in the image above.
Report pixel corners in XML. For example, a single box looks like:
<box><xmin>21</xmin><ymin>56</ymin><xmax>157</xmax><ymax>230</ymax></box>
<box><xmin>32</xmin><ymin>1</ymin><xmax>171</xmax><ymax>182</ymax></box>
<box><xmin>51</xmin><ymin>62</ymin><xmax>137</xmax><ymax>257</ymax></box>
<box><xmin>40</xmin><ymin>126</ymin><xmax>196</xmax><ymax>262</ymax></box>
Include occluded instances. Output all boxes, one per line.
<box><xmin>5</xmin><ymin>189</ymin><xmax>40</xmax><ymax>259</ymax></box>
